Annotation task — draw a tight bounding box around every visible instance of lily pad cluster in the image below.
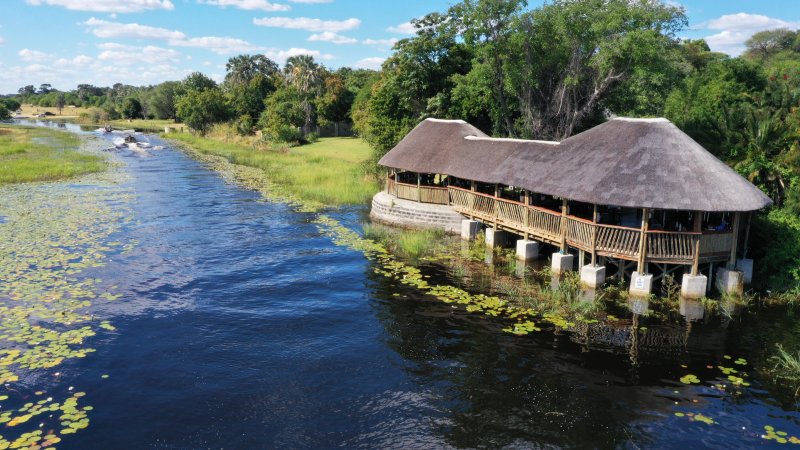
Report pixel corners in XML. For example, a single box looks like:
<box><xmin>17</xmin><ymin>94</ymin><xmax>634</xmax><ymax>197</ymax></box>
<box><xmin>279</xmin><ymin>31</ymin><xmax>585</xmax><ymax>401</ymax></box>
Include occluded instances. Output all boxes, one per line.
<box><xmin>0</xmin><ymin>170</ymin><xmax>133</xmax><ymax>449</ymax></box>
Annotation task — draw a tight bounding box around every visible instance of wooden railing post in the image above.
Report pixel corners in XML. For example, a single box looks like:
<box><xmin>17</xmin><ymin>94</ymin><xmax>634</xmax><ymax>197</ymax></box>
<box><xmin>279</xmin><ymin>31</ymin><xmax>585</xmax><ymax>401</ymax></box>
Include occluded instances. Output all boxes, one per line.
<box><xmin>416</xmin><ymin>173</ymin><xmax>422</xmax><ymax>202</ymax></box>
<box><xmin>691</xmin><ymin>236</ymin><xmax>701</xmax><ymax>276</ymax></box>
<box><xmin>637</xmin><ymin>208</ymin><xmax>649</xmax><ymax>273</ymax></box>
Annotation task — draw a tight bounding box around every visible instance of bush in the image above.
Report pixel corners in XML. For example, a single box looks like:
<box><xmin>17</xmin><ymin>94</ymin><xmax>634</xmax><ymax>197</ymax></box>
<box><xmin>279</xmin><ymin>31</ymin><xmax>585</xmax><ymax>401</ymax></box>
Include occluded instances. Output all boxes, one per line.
<box><xmin>265</xmin><ymin>124</ymin><xmax>303</xmax><ymax>145</ymax></box>
<box><xmin>234</xmin><ymin>114</ymin><xmax>253</xmax><ymax>136</ymax></box>
<box><xmin>305</xmin><ymin>132</ymin><xmax>320</xmax><ymax>144</ymax></box>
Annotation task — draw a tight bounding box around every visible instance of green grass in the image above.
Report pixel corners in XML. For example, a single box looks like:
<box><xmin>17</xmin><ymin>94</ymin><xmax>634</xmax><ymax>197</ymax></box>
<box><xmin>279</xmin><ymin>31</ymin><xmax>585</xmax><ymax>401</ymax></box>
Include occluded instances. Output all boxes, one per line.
<box><xmin>0</xmin><ymin>125</ymin><xmax>106</xmax><ymax>185</ymax></box>
<box><xmin>770</xmin><ymin>344</ymin><xmax>800</xmax><ymax>397</ymax></box>
<box><xmin>363</xmin><ymin>223</ymin><xmax>446</xmax><ymax>260</ymax></box>
<box><xmin>165</xmin><ymin>132</ymin><xmax>379</xmax><ymax>206</ymax></box>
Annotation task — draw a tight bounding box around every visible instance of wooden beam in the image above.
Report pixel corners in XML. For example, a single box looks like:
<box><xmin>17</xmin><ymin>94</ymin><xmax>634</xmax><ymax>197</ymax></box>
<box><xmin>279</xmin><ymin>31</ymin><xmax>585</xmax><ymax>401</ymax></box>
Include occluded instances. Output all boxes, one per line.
<box><xmin>417</xmin><ymin>172</ymin><xmax>421</xmax><ymax>202</ymax></box>
<box><xmin>742</xmin><ymin>212</ymin><xmax>752</xmax><ymax>259</ymax></box>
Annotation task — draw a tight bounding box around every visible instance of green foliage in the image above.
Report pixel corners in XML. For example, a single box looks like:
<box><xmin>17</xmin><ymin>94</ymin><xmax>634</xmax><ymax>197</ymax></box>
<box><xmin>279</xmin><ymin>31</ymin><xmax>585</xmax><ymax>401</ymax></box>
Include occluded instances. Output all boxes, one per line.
<box><xmin>148</xmin><ymin>81</ymin><xmax>184</xmax><ymax>120</ymax></box>
<box><xmin>750</xmin><ymin>209</ymin><xmax>800</xmax><ymax>291</ymax></box>
<box><xmin>181</xmin><ymin>72</ymin><xmax>217</xmax><ymax>92</ymax></box>
<box><xmin>175</xmin><ymin>88</ymin><xmax>229</xmax><ymax>135</ymax></box>
<box><xmin>259</xmin><ymin>82</ymin><xmax>305</xmax><ymax>144</ymax></box>
<box><xmin>120</xmin><ymin>97</ymin><xmax>143</xmax><ymax>120</ymax></box>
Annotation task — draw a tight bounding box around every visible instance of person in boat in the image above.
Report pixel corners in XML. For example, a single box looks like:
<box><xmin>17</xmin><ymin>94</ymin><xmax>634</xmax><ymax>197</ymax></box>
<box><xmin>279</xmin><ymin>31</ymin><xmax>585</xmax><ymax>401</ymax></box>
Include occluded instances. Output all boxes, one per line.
<box><xmin>104</xmin><ymin>125</ymin><xmax>112</xmax><ymax>133</ymax></box>
<box><xmin>124</xmin><ymin>134</ymin><xmax>137</xmax><ymax>144</ymax></box>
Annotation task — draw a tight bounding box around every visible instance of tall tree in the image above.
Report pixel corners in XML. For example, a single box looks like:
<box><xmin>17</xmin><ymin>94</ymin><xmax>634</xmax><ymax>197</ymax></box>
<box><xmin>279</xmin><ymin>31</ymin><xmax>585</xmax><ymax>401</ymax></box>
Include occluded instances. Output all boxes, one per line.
<box><xmin>284</xmin><ymin>55</ymin><xmax>324</xmax><ymax>133</ymax></box>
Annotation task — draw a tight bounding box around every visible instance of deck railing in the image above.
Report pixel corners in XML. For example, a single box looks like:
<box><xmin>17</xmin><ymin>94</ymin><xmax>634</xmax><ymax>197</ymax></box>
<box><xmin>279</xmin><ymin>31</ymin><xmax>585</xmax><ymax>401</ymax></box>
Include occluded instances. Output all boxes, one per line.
<box><xmin>444</xmin><ymin>186</ymin><xmax>733</xmax><ymax>264</ymax></box>
<box><xmin>386</xmin><ymin>177</ymin><xmax>449</xmax><ymax>205</ymax></box>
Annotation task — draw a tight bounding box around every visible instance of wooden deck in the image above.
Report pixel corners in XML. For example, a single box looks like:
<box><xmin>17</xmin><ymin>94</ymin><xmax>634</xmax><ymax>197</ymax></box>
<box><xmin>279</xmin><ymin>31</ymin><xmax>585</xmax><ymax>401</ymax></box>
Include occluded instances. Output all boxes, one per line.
<box><xmin>385</xmin><ymin>181</ymin><xmax>733</xmax><ymax>266</ymax></box>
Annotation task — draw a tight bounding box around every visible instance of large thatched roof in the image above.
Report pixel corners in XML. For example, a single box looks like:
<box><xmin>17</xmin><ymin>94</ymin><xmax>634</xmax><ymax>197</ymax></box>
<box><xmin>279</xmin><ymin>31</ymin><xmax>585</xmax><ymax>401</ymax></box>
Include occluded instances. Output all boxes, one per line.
<box><xmin>378</xmin><ymin>118</ymin><xmax>772</xmax><ymax>212</ymax></box>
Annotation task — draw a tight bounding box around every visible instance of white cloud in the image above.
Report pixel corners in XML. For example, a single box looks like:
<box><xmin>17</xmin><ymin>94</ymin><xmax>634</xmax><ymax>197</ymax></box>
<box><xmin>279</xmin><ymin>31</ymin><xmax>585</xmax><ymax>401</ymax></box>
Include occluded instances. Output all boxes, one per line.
<box><xmin>18</xmin><ymin>48</ymin><xmax>51</xmax><ymax>62</ymax></box>
<box><xmin>170</xmin><ymin>36</ymin><xmax>265</xmax><ymax>55</ymax></box>
<box><xmin>253</xmin><ymin>16</ymin><xmax>360</xmax><ymax>32</ymax></box>
<box><xmin>82</xmin><ymin>17</ymin><xmax>187</xmax><ymax>40</ymax></box>
<box><xmin>355</xmin><ymin>57</ymin><xmax>384</xmax><ymax>70</ymax></box>
<box><xmin>53</xmin><ymin>55</ymin><xmax>94</xmax><ymax>67</ymax></box>
<box><xmin>308</xmin><ymin>31</ymin><xmax>357</xmax><ymax>44</ymax></box>
<box><xmin>362</xmin><ymin>38</ymin><xmax>398</xmax><ymax>47</ymax></box>
<box><xmin>263</xmin><ymin>47</ymin><xmax>333</xmax><ymax>62</ymax></box>
<box><xmin>198</xmin><ymin>0</ymin><xmax>290</xmax><ymax>12</ymax></box>
<box><xmin>696</xmin><ymin>13</ymin><xmax>800</xmax><ymax>56</ymax></box>
<box><xmin>386</xmin><ymin>21</ymin><xmax>415</xmax><ymax>34</ymax></box>
<box><xmin>99</xmin><ymin>45</ymin><xmax>181</xmax><ymax>65</ymax></box>
<box><xmin>26</xmin><ymin>0</ymin><xmax>174</xmax><ymax>13</ymax></box>
<box><xmin>0</xmin><ymin>37</ymin><xmax>5</xmax><ymax>46</ymax></box>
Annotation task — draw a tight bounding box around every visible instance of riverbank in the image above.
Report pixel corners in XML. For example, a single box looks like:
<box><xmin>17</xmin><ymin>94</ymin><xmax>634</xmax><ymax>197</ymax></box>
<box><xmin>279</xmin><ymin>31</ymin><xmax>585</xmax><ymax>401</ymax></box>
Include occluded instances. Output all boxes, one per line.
<box><xmin>164</xmin><ymin>132</ymin><xmax>379</xmax><ymax>208</ymax></box>
<box><xmin>0</xmin><ymin>124</ymin><xmax>106</xmax><ymax>184</ymax></box>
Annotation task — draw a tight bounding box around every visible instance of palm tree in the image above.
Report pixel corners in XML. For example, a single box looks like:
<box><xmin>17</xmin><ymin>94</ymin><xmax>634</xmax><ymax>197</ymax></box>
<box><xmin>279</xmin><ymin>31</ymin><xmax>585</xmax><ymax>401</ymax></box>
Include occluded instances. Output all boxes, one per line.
<box><xmin>225</xmin><ymin>54</ymin><xmax>279</xmax><ymax>87</ymax></box>
<box><xmin>284</xmin><ymin>55</ymin><xmax>324</xmax><ymax>133</ymax></box>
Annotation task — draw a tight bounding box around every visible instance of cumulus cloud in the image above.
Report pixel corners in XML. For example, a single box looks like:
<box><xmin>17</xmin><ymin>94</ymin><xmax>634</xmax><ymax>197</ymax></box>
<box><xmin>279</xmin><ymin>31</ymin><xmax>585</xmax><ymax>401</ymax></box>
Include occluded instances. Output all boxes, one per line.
<box><xmin>355</xmin><ymin>56</ymin><xmax>384</xmax><ymax>70</ymax></box>
<box><xmin>308</xmin><ymin>31</ymin><xmax>357</xmax><ymax>44</ymax></box>
<box><xmin>99</xmin><ymin>45</ymin><xmax>181</xmax><ymax>65</ymax></box>
<box><xmin>18</xmin><ymin>48</ymin><xmax>51</xmax><ymax>62</ymax></box>
<box><xmin>386</xmin><ymin>21</ymin><xmax>416</xmax><ymax>34</ymax></box>
<box><xmin>197</xmin><ymin>0</ymin><xmax>290</xmax><ymax>12</ymax></box>
<box><xmin>696</xmin><ymin>13</ymin><xmax>800</xmax><ymax>56</ymax></box>
<box><xmin>253</xmin><ymin>16</ymin><xmax>360</xmax><ymax>32</ymax></box>
<box><xmin>82</xmin><ymin>17</ymin><xmax>186</xmax><ymax>40</ymax></box>
<box><xmin>170</xmin><ymin>36</ymin><xmax>265</xmax><ymax>55</ymax></box>
<box><xmin>263</xmin><ymin>47</ymin><xmax>334</xmax><ymax>62</ymax></box>
<box><xmin>362</xmin><ymin>38</ymin><xmax>398</xmax><ymax>47</ymax></box>
<box><xmin>26</xmin><ymin>0</ymin><xmax>174</xmax><ymax>13</ymax></box>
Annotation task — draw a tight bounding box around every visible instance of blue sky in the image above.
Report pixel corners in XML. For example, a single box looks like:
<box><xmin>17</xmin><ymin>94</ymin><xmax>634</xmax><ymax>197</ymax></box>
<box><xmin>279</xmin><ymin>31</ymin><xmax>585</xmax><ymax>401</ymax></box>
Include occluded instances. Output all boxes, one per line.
<box><xmin>0</xmin><ymin>0</ymin><xmax>798</xmax><ymax>94</ymax></box>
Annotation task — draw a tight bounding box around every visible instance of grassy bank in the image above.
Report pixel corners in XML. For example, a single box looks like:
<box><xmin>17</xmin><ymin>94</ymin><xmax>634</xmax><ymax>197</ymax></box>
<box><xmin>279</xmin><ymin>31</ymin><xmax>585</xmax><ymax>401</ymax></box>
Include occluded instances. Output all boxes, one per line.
<box><xmin>0</xmin><ymin>125</ymin><xmax>106</xmax><ymax>185</ymax></box>
<box><xmin>165</xmin><ymin>132</ymin><xmax>379</xmax><ymax>207</ymax></box>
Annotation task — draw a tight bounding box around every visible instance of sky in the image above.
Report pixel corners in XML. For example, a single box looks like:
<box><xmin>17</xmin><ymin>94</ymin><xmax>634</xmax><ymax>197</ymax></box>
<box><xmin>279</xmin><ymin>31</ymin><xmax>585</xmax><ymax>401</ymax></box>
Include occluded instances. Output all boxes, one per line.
<box><xmin>0</xmin><ymin>0</ymin><xmax>798</xmax><ymax>94</ymax></box>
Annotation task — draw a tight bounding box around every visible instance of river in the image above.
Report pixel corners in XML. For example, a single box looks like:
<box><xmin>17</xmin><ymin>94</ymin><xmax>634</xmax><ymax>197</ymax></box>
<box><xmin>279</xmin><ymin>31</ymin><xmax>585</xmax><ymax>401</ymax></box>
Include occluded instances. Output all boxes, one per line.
<box><xmin>2</xmin><ymin>121</ymin><xmax>800</xmax><ymax>449</ymax></box>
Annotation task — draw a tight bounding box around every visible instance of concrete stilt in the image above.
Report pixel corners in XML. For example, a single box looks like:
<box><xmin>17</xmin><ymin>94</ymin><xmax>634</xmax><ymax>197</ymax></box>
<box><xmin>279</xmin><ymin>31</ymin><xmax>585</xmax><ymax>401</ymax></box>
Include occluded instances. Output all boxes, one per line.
<box><xmin>716</xmin><ymin>268</ymin><xmax>744</xmax><ymax>296</ymax></box>
<box><xmin>516</xmin><ymin>240</ymin><xmax>540</xmax><ymax>261</ymax></box>
<box><xmin>461</xmin><ymin>219</ymin><xmax>480</xmax><ymax>241</ymax></box>
<box><xmin>485</xmin><ymin>227</ymin><xmax>511</xmax><ymax>248</ymax></box>
<box><xmin>736</xmin><ymin>258</ymin><xmax>754</xmax><ymax>285</ymax></box>
<box><xmin>552</xmin><ymin>252</ymin><xmax>575</xmax><ymax>274</ymax></box>
<box><xmin>629</xmin><ymin>271</ymin><xmax>653</xmax><ymax>297</ymax></box>
<box><xmin>580</xmin><ymin>264</ymin><xmax>606</xmax><ymax>288</ymax></box>
<box><xmin>680</xmin><ymin>274</ymin><xmax>707</xmax><ymax>300</ymax></box>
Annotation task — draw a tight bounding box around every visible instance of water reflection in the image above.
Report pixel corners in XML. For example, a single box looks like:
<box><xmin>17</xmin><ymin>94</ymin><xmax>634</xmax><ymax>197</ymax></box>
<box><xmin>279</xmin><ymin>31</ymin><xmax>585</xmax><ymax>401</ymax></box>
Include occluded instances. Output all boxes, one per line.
<box><xmin>680</xmin><ymin>297</ymin><xmax>705</xmax><ymax>321</ymax></box>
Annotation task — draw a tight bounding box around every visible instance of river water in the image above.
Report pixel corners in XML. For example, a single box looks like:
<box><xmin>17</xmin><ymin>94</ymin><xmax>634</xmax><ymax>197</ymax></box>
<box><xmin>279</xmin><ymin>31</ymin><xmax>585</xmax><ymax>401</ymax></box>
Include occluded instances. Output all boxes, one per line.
<box><xmin>3</xmin><ymin>121</ymin><xmax>800</xmax><ymax>449</ymax></box>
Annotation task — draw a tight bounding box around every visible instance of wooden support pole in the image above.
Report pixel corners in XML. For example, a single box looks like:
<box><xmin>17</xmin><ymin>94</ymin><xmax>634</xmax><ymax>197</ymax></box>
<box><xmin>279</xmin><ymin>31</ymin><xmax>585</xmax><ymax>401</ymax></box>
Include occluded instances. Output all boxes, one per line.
<box><xmin>560</xmin><ymin>198</ymin><xmax>568</xmax><ymax>252</ymax></box>
<box><xmin>692</xmin><ymin>210</ymin><xmax>702</xmax><ymax>276</ymax></box>
<box><xmin>591</xmin><ymin>204</ymin><xmax>598</xmax><ymax>266</ymax></box>
<box><xmin>470</xmin><ymin>180</ymin><xmax>476</xmax><ymax>192</ymax></box>
<box><xmin>742</xmin><ymin>212</ymin><xmax>752</xmax><ymax>259</ymax></box>
<box><xmin>728</xmin><ymin>212</ymin><xmax>741</xmax><ymax>268</ymax></box>
<box><xmin>637</xmin><ymin>208</ymin><xmax>649</xmax><ymax>274</ymax></box>
<box><xmin>417</xmin><ymin>172</ymin><xmax>422</xmax><ymax>202</ymax></box>
<box><xmin>394</xmin><ymin>169</ymin><xmax>399</xmax><ymax>198</ymax></box>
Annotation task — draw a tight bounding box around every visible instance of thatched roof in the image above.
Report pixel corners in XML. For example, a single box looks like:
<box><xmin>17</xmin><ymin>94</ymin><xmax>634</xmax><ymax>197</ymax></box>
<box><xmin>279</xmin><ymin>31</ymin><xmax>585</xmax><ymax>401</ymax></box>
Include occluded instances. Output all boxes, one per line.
<box><xmin>378</xmin><ymin>118</ymin><xmax>772</xmax><ymax>212</ymax></box>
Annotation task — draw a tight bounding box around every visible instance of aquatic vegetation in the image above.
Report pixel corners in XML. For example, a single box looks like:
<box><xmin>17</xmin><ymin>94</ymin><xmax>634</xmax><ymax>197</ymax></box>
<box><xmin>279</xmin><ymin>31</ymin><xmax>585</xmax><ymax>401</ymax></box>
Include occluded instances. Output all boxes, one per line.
<box><xmin>0</xmin><ymin>166</ymin><xmax>133</xmax><ymax>448</ymax></box>
<box><xmin>763</xmin><ymin>425</ymin><xmax>800</xmax><ymax>445</ymax></box>
<box><xmin>769</xmin><ymin>344</ymin><xmax>800</xmax><ymax>396</ymax></box>
<box><xmin>363</xmin><ymin>223</ymin><xmax>447</xmax><ymax>260</ymax></box>
<box><xmin>0</xmin><ymin>125</ymin><xmax>106</xmax><ymax>185</ymax></box>
<box><xmin>679</xmin><ymin>374</ymin><xmax>701</xmax><ymax>384</ymax></box>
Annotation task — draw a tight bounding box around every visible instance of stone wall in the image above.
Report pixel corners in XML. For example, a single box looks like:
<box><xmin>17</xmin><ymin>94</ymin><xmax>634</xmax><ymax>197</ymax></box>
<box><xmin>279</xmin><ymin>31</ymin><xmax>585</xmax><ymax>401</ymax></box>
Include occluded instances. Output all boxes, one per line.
<box><xmin>370</xmin><ymin>191</ymin><xmax>463</xmax><ymax>234</ymax></box>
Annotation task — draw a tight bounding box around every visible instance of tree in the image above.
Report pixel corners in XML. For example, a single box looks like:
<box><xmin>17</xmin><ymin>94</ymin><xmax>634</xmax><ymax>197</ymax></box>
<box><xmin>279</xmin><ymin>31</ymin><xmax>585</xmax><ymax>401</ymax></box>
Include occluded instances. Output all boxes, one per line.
<box><xmin>259</xmin><ymin>81</ymin><xmax>305</xmax><ymax>144</ymax></box>
<box><xmin>37</xmin><ymin>83</ymin><xmax>52</xmax><ymax>95</ymax></box>
<box><xmin>284</xmin><ymin>55</ymin><xmax>324</xmax><ymax>133</ymax></box>
<box><xmin>175</xmin><ymin>88</ymin><xmax>229</xmax><ymax>135</ymax></box>
<box><xmin>182</xmin><ymin>72</ymin><xmax>217</xmax><ymax>92</ymax></box>
<box><xmin>121</xmin><ymin>97</ymin><xmax>143</xmax><ymax>120</ymax></box>
<box><xmin>225</xmin><ymin>54</ymin><xmax>278</xmax><ymax>87</ymax></box>
<box><xmin>745</xmin><ymin>29</ymin><xmax>798</xmax><ymax>61</ymax></box>
<box><xmin>56</xmin><ymin>93</ymin><xmax>66</xmax><ymax>115</ymax></box>
<box><xmin>18</xmin><ymin>85</ymin><xmax>36</xmax><ymax>96</ymax></box>
<box><xmin>148</xmin><ymin>81</ymin><xmax>183</xmax><ymax>120</ymax></box>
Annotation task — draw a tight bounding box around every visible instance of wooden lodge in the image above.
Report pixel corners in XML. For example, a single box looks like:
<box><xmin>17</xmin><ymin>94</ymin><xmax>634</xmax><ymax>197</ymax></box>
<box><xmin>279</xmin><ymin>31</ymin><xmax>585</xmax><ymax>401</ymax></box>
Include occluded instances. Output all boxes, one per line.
<box><xmin>373</xmin><ymin>118</ymin><xmax>772</xmax><ymax>298</ymax></box>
